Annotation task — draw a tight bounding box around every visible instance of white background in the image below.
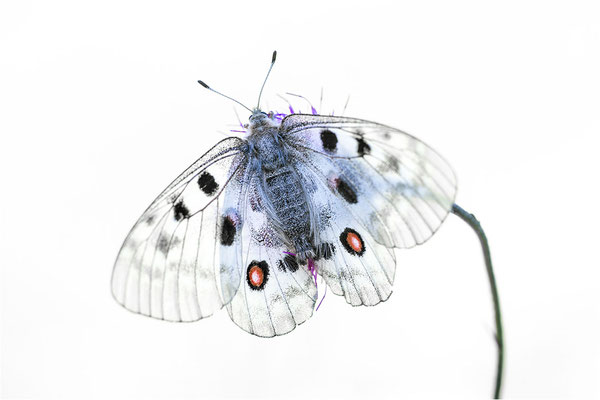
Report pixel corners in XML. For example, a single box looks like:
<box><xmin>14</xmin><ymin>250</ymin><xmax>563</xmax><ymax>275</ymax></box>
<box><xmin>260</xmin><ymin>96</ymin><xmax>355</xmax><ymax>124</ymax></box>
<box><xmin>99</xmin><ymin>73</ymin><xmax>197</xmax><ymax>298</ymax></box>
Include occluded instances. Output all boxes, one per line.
<box><xmin>1</xmin><ymin>0</ymin><xmax>599</xmax><ymax>398</ymax></box>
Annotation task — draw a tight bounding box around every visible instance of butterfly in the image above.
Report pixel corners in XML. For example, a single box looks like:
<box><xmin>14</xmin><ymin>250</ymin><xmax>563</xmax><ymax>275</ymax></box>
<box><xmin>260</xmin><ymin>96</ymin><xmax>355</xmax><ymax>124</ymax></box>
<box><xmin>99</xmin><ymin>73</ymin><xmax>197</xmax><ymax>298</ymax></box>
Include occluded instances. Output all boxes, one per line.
<box><xmin>111</xmin><ymin>51</ymin><xmax>457</xmax><ymax>337</ymax></box>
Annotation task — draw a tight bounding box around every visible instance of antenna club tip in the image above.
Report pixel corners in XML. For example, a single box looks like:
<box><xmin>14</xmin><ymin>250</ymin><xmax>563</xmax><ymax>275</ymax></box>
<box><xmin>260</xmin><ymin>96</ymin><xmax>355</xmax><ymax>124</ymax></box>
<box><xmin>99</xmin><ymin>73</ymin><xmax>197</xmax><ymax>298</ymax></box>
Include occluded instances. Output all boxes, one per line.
<box><xmin>272</xmin><ymin>50</ymin><xmax>277</xmax><ymax>63</ymax></box>
<box><xmin>197</xmin><ymin>80</ymin><xmax>210</xmax><ymax>89</ymax></box>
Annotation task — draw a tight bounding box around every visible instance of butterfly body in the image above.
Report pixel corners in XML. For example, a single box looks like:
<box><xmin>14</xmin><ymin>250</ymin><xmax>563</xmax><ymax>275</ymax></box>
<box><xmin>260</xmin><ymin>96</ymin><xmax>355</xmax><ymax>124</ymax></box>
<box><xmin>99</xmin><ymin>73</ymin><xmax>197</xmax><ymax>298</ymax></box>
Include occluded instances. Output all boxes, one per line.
<box><xmin>245</xmin><ymin>110</ymin><xmax>317</xmax><ymax>263</ymax></box>
<box><xmin>112</xmin><ymin>99</ymin><xmax>457</xmax><ymax>336</ymax></box>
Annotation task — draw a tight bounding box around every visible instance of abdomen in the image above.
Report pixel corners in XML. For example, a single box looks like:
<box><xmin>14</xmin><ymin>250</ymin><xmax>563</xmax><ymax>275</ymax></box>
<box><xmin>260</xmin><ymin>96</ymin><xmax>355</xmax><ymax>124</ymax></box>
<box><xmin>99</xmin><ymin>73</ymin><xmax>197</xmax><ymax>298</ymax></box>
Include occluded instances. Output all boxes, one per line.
<box><xmin>263</xmin><ymin>166</ymin><xmax>312</xmax><ymax>248</ymax></box>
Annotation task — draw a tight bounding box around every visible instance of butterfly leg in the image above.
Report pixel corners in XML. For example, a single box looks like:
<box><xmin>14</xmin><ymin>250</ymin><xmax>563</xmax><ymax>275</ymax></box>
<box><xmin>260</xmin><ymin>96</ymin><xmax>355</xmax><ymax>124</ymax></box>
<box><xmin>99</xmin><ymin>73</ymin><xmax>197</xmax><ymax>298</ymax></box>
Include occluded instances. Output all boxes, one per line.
<box><xmin>307</xmin><ymin>258</ymin><xmax>327</xmax><ymax>311</ymax></box>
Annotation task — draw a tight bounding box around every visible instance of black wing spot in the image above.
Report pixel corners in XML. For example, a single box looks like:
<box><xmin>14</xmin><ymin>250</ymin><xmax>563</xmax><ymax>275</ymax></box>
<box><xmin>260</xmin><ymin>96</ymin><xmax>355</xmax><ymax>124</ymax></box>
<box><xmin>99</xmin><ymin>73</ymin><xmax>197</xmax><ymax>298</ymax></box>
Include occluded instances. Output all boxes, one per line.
<box><xmin>277</xmin><ymin>254</ymin><xmax>299</xmax><ymax>273</ymax></box>
<box><xmin>247</xmin><ymin>260</ymin><xmax>269</xmax><ymax>290</ymax></box>
<box><xmin>198</xmin><ymin>171</ymin><xmax>219</xmax><ymax>196</ymax></box>
<box><xmin>320</xmin><ymin>129</ymin><xmax>338</xmax><ymax>153</ymax></box>
<box><xmin>356</xmin><ymin>137</ymin><xmax>371</xmax><ymax>156</ymax></box>
<box><xmin>156</xmin><ymin>235</ymin><xmax>181</xmax><ymax>255</ymax></box>
<box><xmin>220</xmin><ymin>216</ymin><xmax>236</xmax><ymax>246</ymax></box>
<box><xmin>336</xmin><ymin>178</ymin><xmax>358</xmax><ymax>204</ymax></box>
<box><xmin>173</xmin><ymin>200</ymin><xmax>190</xmax><ymax>221</ymax></box>
<box><xmin>339</xmin><ymin>227</ymin><xmax>366</xmax><ymax>256</ymax></box>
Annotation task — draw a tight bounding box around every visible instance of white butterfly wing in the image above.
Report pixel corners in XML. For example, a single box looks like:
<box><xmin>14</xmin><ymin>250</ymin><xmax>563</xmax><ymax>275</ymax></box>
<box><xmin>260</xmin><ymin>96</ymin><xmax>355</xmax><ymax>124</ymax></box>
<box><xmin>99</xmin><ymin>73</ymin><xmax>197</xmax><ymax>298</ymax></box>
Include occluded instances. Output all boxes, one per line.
<box><xmin>282</xmin><ymin>114</ymin><xmax>457</xmax><ymax>249</ymax></box>
<box><xmin>111</xmin><ymin>137</ymin><xmax>249</xmax><ymax>322</ymax></box>
<box><xmin>293</xmin><ymin>158</ymin><xmax>397</xmax><ymax>305</ymax></box>
<box><xmin>225</xmin><ymin>173</ymin><xmax>318</xmax><ymax>337</ymax></box>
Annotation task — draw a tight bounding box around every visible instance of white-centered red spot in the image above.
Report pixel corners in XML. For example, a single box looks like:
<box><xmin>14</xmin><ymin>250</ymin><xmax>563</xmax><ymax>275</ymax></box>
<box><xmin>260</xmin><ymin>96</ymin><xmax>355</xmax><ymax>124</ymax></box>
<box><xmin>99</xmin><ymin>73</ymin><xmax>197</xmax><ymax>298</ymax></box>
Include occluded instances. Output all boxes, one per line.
<box><xmin>339</xmin><ymin>228</ymin><xmax>366</xmax><ymax>256</ymax></box>
<box><xmin>346</xmin><ymin>232</ymin><xmax>363</xmax><ymax>252</ymax></box>
<box><xmin>248</xmin><ymin>265</ymin><xmax>264</xmax><ymax>287</ymax></box>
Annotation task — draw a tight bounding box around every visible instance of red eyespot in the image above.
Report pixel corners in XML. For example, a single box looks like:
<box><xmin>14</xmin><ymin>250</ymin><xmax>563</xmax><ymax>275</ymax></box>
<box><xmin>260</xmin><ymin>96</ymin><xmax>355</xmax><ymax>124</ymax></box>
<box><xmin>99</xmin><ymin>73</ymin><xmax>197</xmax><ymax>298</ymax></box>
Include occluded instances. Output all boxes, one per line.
<box><xmin>346</xmin><ymin>232</ymin><xmax>363</xmax><ymax>252</ymax></box>
<box><xmin>248</xmin><ymin>265</ymin><xmax>264</xmax><ymax>287</ymax></box>
<box><xmin>339</xmin><ymin>228</ymin><xmax>366</xmax><ymax>256</ymax></box>
<box><xmin>246</xmin><ymin>261</ymin><xmax>269</xmax><ymax>290</ymax></box>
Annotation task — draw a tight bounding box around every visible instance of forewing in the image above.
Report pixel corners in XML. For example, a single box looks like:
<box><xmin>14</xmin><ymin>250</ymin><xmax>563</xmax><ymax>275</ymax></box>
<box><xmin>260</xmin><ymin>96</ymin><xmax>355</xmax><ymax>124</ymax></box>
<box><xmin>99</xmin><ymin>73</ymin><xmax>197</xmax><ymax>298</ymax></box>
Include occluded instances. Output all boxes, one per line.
<box><xmin>111</xmin><ymin>137</ymin><xmax>249</xmax><ymax>322</ymax></box>
<box><xmin>281</xmin><ymin>114</ymin><xmax>457</xmax><ymax>248</ymax></box>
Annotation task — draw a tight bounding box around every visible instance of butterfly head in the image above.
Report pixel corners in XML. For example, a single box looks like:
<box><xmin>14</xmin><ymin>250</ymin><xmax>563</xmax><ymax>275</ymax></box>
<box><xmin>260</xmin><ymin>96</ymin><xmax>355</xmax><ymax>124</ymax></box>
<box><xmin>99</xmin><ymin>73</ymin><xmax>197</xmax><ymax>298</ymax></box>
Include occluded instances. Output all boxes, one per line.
<box><xmin>249</xmin><ymin>109</ymin><xmax>268</xmax><ymax>124</ymax></box>
<box><xmin>248</xmin><ymin>109</ymin><xmax>281</xmax><ymax>130</ymax></box>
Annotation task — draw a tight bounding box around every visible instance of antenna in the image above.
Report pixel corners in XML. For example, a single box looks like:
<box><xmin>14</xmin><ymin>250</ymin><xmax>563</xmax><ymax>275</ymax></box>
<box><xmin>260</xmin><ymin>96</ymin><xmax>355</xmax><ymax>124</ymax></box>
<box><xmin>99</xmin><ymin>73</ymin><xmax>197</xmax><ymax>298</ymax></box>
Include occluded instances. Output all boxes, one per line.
<box><xmin>256</xmin><ymin>50</ymin><xmax>277</xmax><ymax>110</ymax></box>
<box><xmin>197</xmin><ymin>80</ymin><xmax>252</xmax><ymax>113</ymax></box>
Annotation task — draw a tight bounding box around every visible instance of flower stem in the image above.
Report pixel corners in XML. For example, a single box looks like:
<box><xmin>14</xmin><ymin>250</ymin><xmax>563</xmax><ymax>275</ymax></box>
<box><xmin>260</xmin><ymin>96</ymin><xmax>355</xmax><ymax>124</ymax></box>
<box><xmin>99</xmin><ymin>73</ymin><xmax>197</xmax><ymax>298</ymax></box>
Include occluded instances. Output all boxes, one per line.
<box><xmin>451</xmin><ymin>203</ymin><xmax>504</xmax><ymax>398</ymax></box>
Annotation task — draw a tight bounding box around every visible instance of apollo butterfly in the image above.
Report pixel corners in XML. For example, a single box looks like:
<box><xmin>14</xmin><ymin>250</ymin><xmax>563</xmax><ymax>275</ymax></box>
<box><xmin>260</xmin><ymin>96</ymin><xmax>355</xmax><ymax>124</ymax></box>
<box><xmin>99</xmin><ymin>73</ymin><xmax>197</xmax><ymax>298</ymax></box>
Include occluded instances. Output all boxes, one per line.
<box><xmin>111</xmin><ymin>51</ymin><xmax>456</xmax><ymax>337</ymax></box>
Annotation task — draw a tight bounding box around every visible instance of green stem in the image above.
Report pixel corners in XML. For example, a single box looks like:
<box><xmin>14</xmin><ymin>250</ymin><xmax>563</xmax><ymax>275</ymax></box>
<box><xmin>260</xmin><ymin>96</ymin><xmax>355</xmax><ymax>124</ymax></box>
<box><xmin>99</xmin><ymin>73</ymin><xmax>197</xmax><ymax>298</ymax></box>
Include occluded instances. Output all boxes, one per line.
<box><xmin>451</xmin><ymin>203</ymin><xmax>504</xmax><ymax>398</ymax></box>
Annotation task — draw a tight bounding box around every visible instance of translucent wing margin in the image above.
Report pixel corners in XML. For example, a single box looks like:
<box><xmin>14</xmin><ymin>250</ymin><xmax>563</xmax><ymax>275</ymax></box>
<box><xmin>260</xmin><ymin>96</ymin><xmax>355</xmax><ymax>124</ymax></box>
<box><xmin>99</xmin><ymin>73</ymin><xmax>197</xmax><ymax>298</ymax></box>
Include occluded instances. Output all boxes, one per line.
<box><xmin>281</xmin><ymin>114</ymin><xmax>457</xmax><ymax>249</ymax></box>
<box><xmin>111</xmin><ymin>137</ymin><xmax>248</xmax><ymax>322</ymax></box>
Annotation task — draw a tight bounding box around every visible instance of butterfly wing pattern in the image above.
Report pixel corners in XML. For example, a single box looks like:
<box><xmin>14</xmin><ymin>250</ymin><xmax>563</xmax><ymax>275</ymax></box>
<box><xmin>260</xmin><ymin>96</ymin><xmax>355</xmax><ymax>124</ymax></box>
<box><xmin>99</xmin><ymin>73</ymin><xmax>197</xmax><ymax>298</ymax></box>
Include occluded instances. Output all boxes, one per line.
<box><xmin>292</xmin><ymin>156</ymin><xmax>397</xmax><ymax>306</ymax></box>
<box><xmin>111</xmin><ymin>137</ymin><xmax>249</xmax><ymax>322</ymax></box>
<box><xmin>112</xmin><ymin>98</ymin><xmax>456</xmax><ymax>337</ymax></box>
<box><xmin>111</xmin><ymin>136</ymin><xmax>319</xmax><ymax>335</ymax></box>
<box><xmin>281</xmin><ymin>114</ymin><xmax>456</xmax><ymax>306</ymax></box>
<box><xmin>224</xmin><ymin>171</ymin><xmax>318</xmax><ymax>336</ymax></box>
<box><xmin>281</xmin><ymin>114</ymin><xmax>457</xmax><ymax>249</ymax></box>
